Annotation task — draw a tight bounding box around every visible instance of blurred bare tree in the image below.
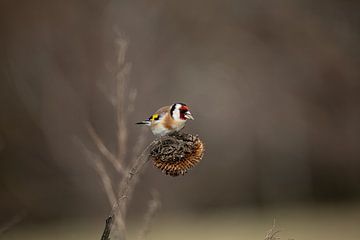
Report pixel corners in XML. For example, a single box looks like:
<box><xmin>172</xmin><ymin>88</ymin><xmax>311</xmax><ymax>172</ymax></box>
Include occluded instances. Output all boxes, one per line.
<box><xmin>0</xmin><ymin>0</ymin><xmax>359</xmax><ymax>225</ymax></box>
<box><xmin>76</xmin><ymin>35</ymin><xmax>160</xmax><ymax>240</ymax></box>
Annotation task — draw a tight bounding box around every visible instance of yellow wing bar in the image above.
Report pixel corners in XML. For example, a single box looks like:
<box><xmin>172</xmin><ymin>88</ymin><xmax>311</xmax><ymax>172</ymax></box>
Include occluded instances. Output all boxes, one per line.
<box><xmin>149</xmin><ymin>114</ymin><xmax>160</xmax><ymax>121</ymax></box>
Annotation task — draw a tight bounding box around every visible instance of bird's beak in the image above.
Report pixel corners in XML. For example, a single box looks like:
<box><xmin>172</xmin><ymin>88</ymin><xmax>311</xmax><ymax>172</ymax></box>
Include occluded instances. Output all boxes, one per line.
<box><xmin>185</xmin><ymin>111</ymin><xmax>194</xmax><ymax>120</ymax></box>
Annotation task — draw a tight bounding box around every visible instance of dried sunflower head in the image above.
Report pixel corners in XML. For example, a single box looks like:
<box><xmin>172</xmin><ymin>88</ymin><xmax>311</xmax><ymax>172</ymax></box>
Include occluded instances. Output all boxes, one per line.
<box><xmin>149</xmin><ymin>132</ymin><xmax>205</xmax><ymax>176</ymax></box>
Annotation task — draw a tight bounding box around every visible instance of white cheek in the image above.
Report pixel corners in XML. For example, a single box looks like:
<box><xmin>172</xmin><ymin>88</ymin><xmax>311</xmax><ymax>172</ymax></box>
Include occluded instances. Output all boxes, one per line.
<box><xmin>172</xmin><ymin>109</ymin><xmax>181</xmax><ymax>120</ymax></box>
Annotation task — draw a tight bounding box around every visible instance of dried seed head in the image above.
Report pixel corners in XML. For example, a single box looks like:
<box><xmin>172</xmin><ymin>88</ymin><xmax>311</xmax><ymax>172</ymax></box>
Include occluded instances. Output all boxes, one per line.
<box><xmin>149</xmin><ymin>132</ymin><xmax>205</xmax><ymax>176</ymax></box>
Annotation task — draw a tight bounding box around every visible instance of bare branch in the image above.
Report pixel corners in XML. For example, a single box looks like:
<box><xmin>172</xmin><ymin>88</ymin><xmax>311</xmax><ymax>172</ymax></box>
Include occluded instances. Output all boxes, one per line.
<box><xmin>90</xmin><ymin>33</ymin><xmax>161</xmax><ymax>240</ymax></box>
<box><xmin>116</xmin><ymin>127</ymin><xmax>148</xmax><ymax>204</ymax></box>
<box><xmin>115</xmin><ymin>36</ymin><xmax>129</xmax><ymax>66</ymax></box>
<box><xmin>96</xmin><ymin>79</ymin><xmax>117</xmax><ymax>106</ymax></box>
<box><xmin>100</xmin><ymin>215</ymin><xmax>114</xmax><ymax>240</ymax></box>
<box><xmin>93</xmin><ymin>159</ymin><xmax>118</xmax><ymax>206</ymax></box>
<box><xmin>113</xmin><ymin>34</ymin><xmax>131</xmax><ymax>166</ymax></box>
<box><xmin>0</xmin><ymin>213</ymin><xmax>26</xmax><ymax>235</ymax></box>
<box><xmin>127</xmin><ymin>88</ymin><xmax>137</xmax><ymax>113</ymax></box>
<box><xmin>264</xmin><ymin>219</ymin><xmax>280</xmax><ymax>240</ymax></box>
<box><xmin>86</xmin><ymin>122</ymin><xmax>125</xmax><ymax>174</ymax></box>
<box><xmin>78</xmin><ymin>139</ymin><xmax>118</xmax><ymax>206</ymax></box>
<box><xmin>131</xmin><ymin>126</ymin><xmax>148</xmax><ymax>163</ymax></box>
<box><xmin>116</xmin><ymin>141</ymin><xmax>156</xmax><ymax>216</ymax></box>
<box><xmin>101</xmin><ymin>140</ymin><xmax>157</xmax><ymax>240</ymax></box>
<box><xmin>116</xmin><ymin>62</ymin><xmax>131</xmax><ymax>164</ymax></box>
<box><xmin>137</xmin><ymin>191</ymin><xmax>161</xmax><ymax>240</ymax></box>
<box><xmin>75</xmin><ymin>137</ymin><xmax>127</xmax><ymax>239</ymax></box>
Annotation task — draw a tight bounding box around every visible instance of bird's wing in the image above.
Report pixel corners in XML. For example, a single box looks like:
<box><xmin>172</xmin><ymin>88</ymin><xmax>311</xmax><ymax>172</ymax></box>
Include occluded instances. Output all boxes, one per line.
<box><xmin>147</xmin><ymin>106</ymin><xmax>170</xmax><ymax>122</ymax></box>
<box><xmin>153</xmin><ymin>106</ymin><xmax>170</xmax><ymax>120</ymax></box>
<box><xmin>155</xmin><ymin>106</ymin><xmax>170</xmax><ymax>116</ymax></box>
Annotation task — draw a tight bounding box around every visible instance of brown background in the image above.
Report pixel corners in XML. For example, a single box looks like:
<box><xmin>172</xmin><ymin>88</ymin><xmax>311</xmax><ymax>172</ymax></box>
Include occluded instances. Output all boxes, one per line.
<box><xmin>0</xmin><ymin>0</ymin><xmax>359</xmax><ymax>228</ymax></box>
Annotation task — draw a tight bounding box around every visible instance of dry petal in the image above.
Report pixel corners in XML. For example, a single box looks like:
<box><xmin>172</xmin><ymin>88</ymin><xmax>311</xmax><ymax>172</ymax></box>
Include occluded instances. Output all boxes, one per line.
<box><xmin>149</xmin><ymin>132</ymin><xmax>205</xmax><ymax>176</ymax></box>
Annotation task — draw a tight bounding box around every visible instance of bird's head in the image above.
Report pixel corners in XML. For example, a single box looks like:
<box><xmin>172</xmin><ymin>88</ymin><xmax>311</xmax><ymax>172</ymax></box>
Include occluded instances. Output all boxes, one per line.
<box><xmin>170</xmin><ymin>103</ymin><xmax>194</xmax><ymax>121</ymax></box>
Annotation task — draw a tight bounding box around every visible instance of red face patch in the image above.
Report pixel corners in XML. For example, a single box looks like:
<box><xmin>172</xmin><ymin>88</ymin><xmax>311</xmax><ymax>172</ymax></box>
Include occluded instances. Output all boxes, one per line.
<box><xmin>179</xmin><ymin>105</ymin><xmax>189</xmax><ymax>120</ymax></box>
<box><xmin>180</xmin><ymin>105</ymin><xmax>189</xmax><ymax>112</ymax></box>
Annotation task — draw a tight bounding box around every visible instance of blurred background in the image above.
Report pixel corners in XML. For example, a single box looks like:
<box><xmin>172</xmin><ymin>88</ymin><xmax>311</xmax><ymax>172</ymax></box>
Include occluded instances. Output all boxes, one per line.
<box><xmin>1</xmin><ymin>0</ymin><xmax>360</xmax><ymax>239</ymax></box>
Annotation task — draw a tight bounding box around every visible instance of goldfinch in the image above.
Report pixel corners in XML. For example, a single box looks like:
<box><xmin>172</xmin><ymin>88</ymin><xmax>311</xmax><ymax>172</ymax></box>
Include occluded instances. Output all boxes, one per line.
<box><xmin>136</xmin><ymin>103</ymin><xmax>194</xmax><ymax>136</ymax></box>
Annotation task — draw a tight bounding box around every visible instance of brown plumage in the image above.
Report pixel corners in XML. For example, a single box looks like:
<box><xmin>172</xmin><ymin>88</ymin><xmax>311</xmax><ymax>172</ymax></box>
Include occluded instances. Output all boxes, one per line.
<box><xmin>137</xmin><ymin>103</ymin><xmax>194</xmax><ymax>136</ymax></box>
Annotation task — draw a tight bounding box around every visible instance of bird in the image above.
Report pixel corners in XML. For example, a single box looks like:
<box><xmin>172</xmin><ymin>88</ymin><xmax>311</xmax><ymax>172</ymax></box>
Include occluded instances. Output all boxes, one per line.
<box><xmin>136</xmin><ymin>103</ymin><xmax>194</xmax><ymax>136</ymax></box>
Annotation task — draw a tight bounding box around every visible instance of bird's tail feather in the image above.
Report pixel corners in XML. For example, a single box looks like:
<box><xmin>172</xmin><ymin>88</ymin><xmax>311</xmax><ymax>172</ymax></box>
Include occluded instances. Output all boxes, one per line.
<box><xmin>136</xmin><ymin>120</ymin><xmax>151</xmax><ymax>126</ymax></box>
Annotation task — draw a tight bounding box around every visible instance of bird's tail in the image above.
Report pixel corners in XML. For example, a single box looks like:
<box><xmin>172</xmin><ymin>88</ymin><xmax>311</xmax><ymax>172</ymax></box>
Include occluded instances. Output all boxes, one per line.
<box><xmin>136</xmin><ymin>120</ymin><xmax>151</xmax><ymax>126</ymax></box>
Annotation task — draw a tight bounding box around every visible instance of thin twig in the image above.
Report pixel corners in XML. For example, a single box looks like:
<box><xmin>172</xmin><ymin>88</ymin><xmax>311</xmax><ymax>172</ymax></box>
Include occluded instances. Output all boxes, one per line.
<box><xmin>116</xmin><ymin>63</ymin><xmax>131</xmax><ymax>164</ymax></box>
<box><xmin>127</xmin><ymin>88</ymin><xmax>137</xmax><ymax>113</ymax></box>
<box><xmin>101</xmin><ymin>140</ymin><xmax>157</xmax><ymax>240</ymax></box>
<box><xmin>131</xmin><ymin>127</ymin><xmax>148</xmax><ymax>164</ymax></box>
<box><xmin>264</xmin><ymin>219</ymin><xmax>280</xmax><ymax>240</ymax></box>
<box><xmin>0</xmin><ymin>213</ymin><xmax>25</xmax><ymax>235</ymax></box>
<box><xmin>117</xmin><ymin>126</ymin><xmax>148</xmax><ymax>197</ymax></box>
<box><xmin>115</xmin><ymin>36</ymin><xmax>131</xmax><ymax>165</ymax></box>
<box><xmin>75</xmin><ymin>137</ymin><xmax>127</xmax><ymax>239</ymax></box>
<box><xmin>115</xmin><ymin>36</ymin><xmax>128</xmax><ymax>66</ymax></box>
<box><xmin>116</xmin><ymin>141</ymin><xmax>157</xmax><ymax>216</ymax></box>
<box><xmin>137</xmin><ymin>191</ymin><xmax>161</xmax><ymax>240</ymax></box>
<box><xmin>77</xmin><ymin>139</ymin><xmax>118</xmax><ymax>206</ymax></box>
<box><xmin>87</xmin><ymin>122</ymin><xmax>125</xmax><ymax>174</ymax></box>
<box><xmin>94</xmin><ymin>159</ymin><xmax>118</xmax><ymax>206</ymax></box>
<box><xmin>80</xmin><ymin>33</ymin><xmax>161</xmax><ymax>240</ymax></box>
<box><xmin>101</xmin><ymin>216</ymin><xmax>114</xmax><ymax>240</ymax></box>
